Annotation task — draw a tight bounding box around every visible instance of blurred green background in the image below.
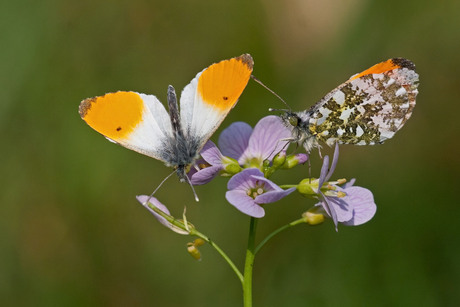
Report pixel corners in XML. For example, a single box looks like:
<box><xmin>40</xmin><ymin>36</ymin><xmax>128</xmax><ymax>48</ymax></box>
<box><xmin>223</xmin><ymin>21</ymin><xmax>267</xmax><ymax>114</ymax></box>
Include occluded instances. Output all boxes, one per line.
<box><xmin>1</xmin><ymin>0</ymin><xmax>459</xmax><ymax>306</ymax></box>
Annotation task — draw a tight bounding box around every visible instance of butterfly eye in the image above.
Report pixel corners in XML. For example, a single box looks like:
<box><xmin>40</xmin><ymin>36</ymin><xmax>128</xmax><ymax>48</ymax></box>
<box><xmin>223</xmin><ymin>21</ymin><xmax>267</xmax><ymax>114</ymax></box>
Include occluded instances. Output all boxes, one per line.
<box><xmin>288</xmin><ymin>116</ymin><xmax>298</xmax><ymax>127</ymax></box>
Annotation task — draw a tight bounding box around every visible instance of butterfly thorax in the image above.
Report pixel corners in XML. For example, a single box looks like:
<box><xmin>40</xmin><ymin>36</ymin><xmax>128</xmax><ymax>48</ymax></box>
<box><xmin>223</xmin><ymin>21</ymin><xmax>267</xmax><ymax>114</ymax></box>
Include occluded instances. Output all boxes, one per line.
<box><xmin>280</xmin><ymin>110</ymin><xmax>319</xmax><ymax>153</ymax></box>
<box><xmin>160</xmin><ymin>132</ymin><xmax>201</xmax><ymax>177</ymax></box>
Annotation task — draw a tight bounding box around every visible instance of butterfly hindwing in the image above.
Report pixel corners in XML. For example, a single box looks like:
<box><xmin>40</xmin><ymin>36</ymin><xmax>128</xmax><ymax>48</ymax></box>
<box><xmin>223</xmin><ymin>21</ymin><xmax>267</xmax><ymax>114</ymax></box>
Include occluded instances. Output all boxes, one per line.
<box><xmin>282</xmin><ymin>58</ymin><xmax>419</xmax><ymax>152</ymax></box>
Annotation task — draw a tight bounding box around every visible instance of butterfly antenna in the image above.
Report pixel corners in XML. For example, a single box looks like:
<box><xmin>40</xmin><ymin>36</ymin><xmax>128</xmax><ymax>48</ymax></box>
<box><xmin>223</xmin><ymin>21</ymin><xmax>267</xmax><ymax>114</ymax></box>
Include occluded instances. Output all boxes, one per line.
<box><xmin>184</xmin><ymin>173</ymin><xmax>199</xmax><ymax>202</ymax></box>
<box><xmin>268</xmin><ymin>108</ymin><xmax>290</xmax><ymax>113</ymax></box>
<box><xmin>251</xmin><ymin>75</ymin><xmax>291</xmax><ymax>110</ymax></box>
<box><xmin>143</xmin><ymin>169</ymin><xmax>176</xmax><ymax>206</ymax></box>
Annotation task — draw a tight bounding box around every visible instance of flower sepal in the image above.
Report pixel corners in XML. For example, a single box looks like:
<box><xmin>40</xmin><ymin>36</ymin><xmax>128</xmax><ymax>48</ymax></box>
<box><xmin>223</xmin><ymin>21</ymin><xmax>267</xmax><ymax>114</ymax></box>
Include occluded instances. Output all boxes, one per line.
<box><xmin>297</xmin><ymin>178</ymin><xmax>320</xmax><ymax>197</ymax></box>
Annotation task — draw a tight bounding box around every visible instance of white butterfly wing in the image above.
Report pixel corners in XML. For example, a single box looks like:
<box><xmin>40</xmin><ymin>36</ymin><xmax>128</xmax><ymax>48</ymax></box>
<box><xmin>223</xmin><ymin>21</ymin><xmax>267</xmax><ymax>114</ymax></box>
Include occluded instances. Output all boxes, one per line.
<box><xmin>79</xmin><ymin>91</ymin><xmax>173</xmax><ymax>161</ymax></box>
<box><xmin>179</xmin><ymin>54</ymin><xmax>254</xmax><ymax>149</ymax></box>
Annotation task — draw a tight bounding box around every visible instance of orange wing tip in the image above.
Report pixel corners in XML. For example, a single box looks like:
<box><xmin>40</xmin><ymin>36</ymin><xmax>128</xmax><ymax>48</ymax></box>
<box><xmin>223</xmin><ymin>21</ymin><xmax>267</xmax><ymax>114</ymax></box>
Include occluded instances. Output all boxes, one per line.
<box><xmin>79</xmin><ymin>91</ymin><xmax>145</xmax><ymax>141</ymax></box>
<box><xmin>197</xmin><ymin>54</ymin><xmax>254</xmax><ymax>110</ymax></box>
<box><xmin>236</xmin><ymin>53</ymin><xmax>254</xmax><ymax>70</ymax></box>
<box><xmin>349</xmin><ymin>58</ymin><xmax>416</xmax><ymax>81</ymax></box>
<box><xmin>79</xmin><ymin>96</ymin><xmax>96</xmax><ymax>119</ymax></box>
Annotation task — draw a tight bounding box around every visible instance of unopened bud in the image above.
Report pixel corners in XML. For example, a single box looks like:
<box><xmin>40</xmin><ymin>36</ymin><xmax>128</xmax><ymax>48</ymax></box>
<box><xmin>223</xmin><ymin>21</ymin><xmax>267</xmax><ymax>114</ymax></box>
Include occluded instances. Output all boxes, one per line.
<box><xmin>193</xmin><ymin>238</ymin><xmax>205</xmax><ymax>247</ymax></box>
<box><xmin>186</xmin><ymin>238</ymin><xmax>206</xmax><ymax>260</ymax></box>
<box><xmin>302</xmin><ymin>208</ymin><xmax>325</xmax><ymax>225</ymax></box>
<box><xmin>281</xmin><ymin>153</ymin><xmax>308</xmax><ymax>169</ymax></box>
<box><xmin>222</xmin><ymin>156</ymin><xmax>242</xmax><ymax>175</ymax></box>
<box><xmin>187</xmin><ymin>244</ymin><xmax>201</xmax><ymax>260</ymax></box>
<box><xmin>272</xmin><ymin>151</ymin><xmax>286</xmax><ymax>168</ymax></box>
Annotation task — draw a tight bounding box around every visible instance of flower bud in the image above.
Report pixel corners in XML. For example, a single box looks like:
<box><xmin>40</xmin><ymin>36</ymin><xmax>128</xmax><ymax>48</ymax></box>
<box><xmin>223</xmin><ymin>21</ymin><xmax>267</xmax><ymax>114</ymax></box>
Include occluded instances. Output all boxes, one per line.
<box><xmin>186</xmin><ymin>238</ymin><xmax>206</xmax><ymax>260</ymax></box>
<box><xmin>193</xmin><ymin>238</ymin><xmax>205</xmax><ymax>247</ymax></box>
<box><xmin>281</xmin><ymin>153</ymin><xmax>308</xmax><ymax>169</ymax></box>
<box><xmin>272</xmin><ymin>151</ymin><xmax>286</xmax><ymax>168</ymax></box>
<box><xmin>302</xmin><ymin>208</ymin><xmax>325</xmax><ymax>225</ymax></box>
<box><xmin>187</xmin><ymin>244</ymin><xmax>202</xmax><ymax>261</ymax></box>
<box><xmin>221</xmin><ymin>156</ymin><xmax>242</xmax><ymax>176</ymax></box>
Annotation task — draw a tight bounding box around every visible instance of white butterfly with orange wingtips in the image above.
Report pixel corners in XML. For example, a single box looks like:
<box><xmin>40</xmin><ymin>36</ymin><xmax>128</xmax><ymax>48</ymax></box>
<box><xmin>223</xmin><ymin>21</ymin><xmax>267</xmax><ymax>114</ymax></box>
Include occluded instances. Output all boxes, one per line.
<box><xmin>79</xmin><ymin>54</ymin><xmax>254</xmax><ymax>200</ymax></box>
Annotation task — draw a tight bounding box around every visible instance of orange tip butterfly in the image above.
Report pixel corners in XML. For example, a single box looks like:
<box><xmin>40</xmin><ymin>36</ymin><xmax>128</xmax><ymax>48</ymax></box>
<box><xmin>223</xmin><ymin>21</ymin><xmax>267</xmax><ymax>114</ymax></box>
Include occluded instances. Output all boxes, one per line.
<box><xmin>277</xmin><ymin>58</ymin><xmax>419</xmax><ymax>153</ymax></box>
<box><xmin>79</xmin><ymin>54</ymin><xmax>254</xmax><ymax>201</ymax></box>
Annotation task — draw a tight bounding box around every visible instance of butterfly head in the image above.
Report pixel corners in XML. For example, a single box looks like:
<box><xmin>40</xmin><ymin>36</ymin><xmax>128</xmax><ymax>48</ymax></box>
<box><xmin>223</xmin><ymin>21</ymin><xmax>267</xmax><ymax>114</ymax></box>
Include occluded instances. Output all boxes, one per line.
<box><xmin>286</xmin><ymin>113</ymin><xmax>300</xmax><ymax>128</ymax></box>
<box><xmin>276</xmin><ymin>110</ymin><xmax>302</xmax><ymax>129</ymax></box>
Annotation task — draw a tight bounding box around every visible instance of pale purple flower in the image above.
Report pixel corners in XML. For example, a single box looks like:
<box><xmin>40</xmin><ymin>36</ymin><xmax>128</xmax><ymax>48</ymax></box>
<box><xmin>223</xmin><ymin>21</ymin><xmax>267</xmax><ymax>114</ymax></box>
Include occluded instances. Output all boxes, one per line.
<box><xmin>220</xmin><ymin>115</ymin><xmax>292</xmax><ymax>166</ymax></box>
<box><xmin>335</xmin><ymin>185</ymin><xmax>377</xmax><ymax>226</ymax></box>
<box><xmin>189</xmin><ymin>116</ymin><xmax>308</xmax><ymax>185</ymax></box>
<box><xmin>136</xmin><ymin>195</ymin><xmax>189</xmax><ymax>235</ymax></box>
<box><xmin>225</xmin><ymin>168</ymin><xmax>296</xmax><ymax>218</ymax></box>
<box><xmin>314</xmin><ymin>143</ymin><xmax>377</xmax><ymax>230</ymax></box>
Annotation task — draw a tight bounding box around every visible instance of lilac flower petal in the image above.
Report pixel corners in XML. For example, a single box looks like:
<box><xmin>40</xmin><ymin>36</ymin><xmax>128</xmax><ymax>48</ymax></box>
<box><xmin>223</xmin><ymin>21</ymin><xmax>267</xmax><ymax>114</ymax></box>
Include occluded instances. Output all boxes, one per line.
<box><xmin>255</xmin><ymin>187</ymin><xmax>296</xmax><ymax>204</ymax></box>
<box><xmin>218</xmin><ymin>122</ymin><xmax>253</xmax><ymax>159</ymax></box>
<box><xmin>318</xmin><ymin>191</ymin><xmax>338</xmax><ymax>228</ymax></box>
<box><xmin>200</xmin><ymin>140</ymin><xmax>224</xmax><ymax>165</ymax></box>
<box><xmin>187</xmin><ymin>159</ymin><xmax>205</xmax><ymax>178</ymax></box>
<box><xmin>227</xmin><ymin>168</ymin><xmax>263</xmax><ymax>191</ymax></box>
<box><xmin>239</xmin><ymin>116</ymin><xmax>291</xmax><ymax>164</ymax></box>
<box><xmin>324</xmin><ymin>142</ymin><xmax>340</xmax><ymax>182</ymax></box>
<box><xmin>341</xmin><ymin>187</ymin><xmax>377</xmax><ymax>226</ymax></box>
<box><xmin>190</xmin><ymin>165</ymin><xmax>221</xmax><ymax>185</ymax></box>
<box><xmin>317</xmin><ymin>155</ymin><xmax>330</xmax><ymax>190</ymax></box>
<box><xmin>136</xmin><ymin>195</ymin><xmax>188</xmax><ymax>235</ymax></box>
<box><xmin>329</xmin><ymin>196</ymin><xmax>354</xmax><ymax>223</ymax></box>
<box><xmin>250</xmin><ymin>175</ymin><xmax>281</xmax><ymax>192</ymax></box>
<box><xmin>343</xmin><ymin>178</ymin><xmax>356</xmax><ymax>189</ymax></box>
<box><xmin>225</xmin><ymin>190</ymin><xmax>265</xmax><ymax>218</ymax></box>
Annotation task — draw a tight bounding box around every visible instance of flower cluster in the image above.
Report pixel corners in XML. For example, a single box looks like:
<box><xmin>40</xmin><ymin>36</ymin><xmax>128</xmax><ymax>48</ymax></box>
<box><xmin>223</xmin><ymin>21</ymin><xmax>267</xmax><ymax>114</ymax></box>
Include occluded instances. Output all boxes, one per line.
<box><xmin>138</xmin><ymin>116</ymin><xmax>377</xmax><ymax>231</ymax></box>
<box><xmin>187</xmin><ymin>116</ymin><xmax>307</xmax><ymax>184</ymax></box>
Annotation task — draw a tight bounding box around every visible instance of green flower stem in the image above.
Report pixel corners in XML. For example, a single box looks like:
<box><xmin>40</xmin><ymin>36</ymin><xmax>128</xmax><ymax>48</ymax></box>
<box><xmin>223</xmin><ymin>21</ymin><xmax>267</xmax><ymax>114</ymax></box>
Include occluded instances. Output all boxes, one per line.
<box><xmin>243</xmin><ymin>217</ymin><xmax>258</xmax><ymax>307</ymax></box>
<box><xmin>255</xmin><ymin>218</ymin><xmax>305</xmax><ymax>255</ymax></box>
<box><xmin>193</xmin><ymin>230</ymin><xmax>244</xmax><ymax>284</ymax></box>
<box><xmin>146</xmin><ymin>202</ymin><xmax>243</xmax><ymax>284</ymax></box>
